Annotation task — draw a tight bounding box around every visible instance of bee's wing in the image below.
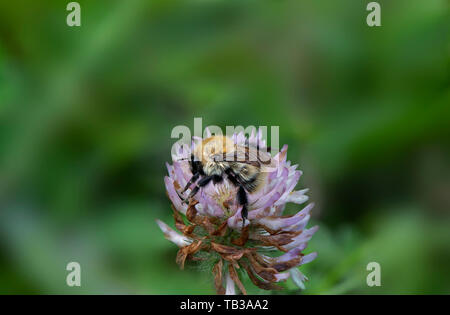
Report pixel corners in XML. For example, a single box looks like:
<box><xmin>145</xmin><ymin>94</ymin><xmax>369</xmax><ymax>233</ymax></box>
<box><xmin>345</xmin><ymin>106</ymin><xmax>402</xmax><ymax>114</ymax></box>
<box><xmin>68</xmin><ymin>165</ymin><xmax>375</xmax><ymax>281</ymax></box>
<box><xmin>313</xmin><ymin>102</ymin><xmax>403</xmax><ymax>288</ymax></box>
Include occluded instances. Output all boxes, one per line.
<box><xmin>223</xmin><ymin>144</ymin><xmax>274</xmax><ymax>170</ymax></box>
<box><xmin>243</xmin><ymin>144</ymin><xmax>271</xmax><ymax>164</ymax></box>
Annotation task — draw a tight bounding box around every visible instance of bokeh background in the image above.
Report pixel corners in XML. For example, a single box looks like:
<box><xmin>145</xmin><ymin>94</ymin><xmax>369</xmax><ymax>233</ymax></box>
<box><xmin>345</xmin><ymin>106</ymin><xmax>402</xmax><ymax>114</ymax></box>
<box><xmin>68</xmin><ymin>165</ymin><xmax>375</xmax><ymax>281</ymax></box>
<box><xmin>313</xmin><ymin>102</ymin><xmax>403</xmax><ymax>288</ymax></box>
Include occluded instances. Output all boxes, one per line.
<box><xmin>0</xmin><ymin>0</ymin><xmax>449</xmax><ymax>294</ymax></box>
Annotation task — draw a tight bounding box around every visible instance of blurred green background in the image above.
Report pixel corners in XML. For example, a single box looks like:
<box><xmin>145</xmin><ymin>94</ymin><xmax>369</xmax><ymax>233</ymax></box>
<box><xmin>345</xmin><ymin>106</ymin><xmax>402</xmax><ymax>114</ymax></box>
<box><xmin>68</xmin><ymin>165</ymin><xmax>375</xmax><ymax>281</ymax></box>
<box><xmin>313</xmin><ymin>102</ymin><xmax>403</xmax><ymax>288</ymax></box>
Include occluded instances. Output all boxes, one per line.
<box><xmin>0</xmin><ymin>0</ymin><xmax>449</xmax><ymax>294</ymax></box>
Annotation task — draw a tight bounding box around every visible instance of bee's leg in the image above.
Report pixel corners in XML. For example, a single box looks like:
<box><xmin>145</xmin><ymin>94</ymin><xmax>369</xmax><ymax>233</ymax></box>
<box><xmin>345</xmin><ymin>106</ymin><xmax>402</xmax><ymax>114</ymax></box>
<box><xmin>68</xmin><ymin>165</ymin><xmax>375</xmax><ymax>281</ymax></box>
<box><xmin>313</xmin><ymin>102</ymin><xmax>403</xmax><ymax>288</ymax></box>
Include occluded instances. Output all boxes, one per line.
<box><xmin>181</xmin><ymin>172</ymin><xmax>200</xmax><ymax>194</ymax></box>
<box><xmin>187</xmin><ymin>175</ymin><xmax>213</xmax><ymax>200</ymax></box>
<box><xmin>237</xmin><ymin>186</ymin><xmax>249</xmax><ymax>228</ymax></box>
<box><xmin>225</xmin><ymin>169</ymin><xmax>249</xmax><ymax>227</ymax></box>
<box><xmin>225</xmin><ymin>169</ymin><xmax>238</xmax><ymax>185</ymax></box>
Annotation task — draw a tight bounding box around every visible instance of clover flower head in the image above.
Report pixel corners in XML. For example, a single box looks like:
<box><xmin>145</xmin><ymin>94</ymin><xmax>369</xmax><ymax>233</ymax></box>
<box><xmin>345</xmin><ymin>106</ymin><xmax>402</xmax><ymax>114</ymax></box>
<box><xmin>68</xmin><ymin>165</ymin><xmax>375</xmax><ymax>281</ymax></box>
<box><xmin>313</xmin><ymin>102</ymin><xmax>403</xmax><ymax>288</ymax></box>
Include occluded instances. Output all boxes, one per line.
<box><xmin>157</xmin><ymin>129</ymin><xmax>318</xmax><ymax>294</ymax></box>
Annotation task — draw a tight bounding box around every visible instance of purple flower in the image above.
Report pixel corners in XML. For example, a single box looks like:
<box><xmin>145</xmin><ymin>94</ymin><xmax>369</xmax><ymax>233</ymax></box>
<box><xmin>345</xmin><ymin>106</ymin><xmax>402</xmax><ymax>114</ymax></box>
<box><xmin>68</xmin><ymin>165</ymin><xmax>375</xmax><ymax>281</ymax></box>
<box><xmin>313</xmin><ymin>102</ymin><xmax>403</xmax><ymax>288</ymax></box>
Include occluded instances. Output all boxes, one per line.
<box><xmin>157</xmin><ymin>129</ymin><xmax>318</xmax><ymax>294</ymax></box>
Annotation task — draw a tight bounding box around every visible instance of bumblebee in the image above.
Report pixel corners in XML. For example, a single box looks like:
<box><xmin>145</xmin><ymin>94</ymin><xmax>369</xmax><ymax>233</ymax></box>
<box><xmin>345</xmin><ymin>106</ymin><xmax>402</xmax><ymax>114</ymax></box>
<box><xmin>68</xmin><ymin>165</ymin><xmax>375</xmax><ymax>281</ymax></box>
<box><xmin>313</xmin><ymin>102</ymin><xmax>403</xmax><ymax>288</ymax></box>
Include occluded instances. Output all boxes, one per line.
<box><xmin>180</xmin><ymin>136</ymin><xmax>272</xmax><ymax>224</ymax></box>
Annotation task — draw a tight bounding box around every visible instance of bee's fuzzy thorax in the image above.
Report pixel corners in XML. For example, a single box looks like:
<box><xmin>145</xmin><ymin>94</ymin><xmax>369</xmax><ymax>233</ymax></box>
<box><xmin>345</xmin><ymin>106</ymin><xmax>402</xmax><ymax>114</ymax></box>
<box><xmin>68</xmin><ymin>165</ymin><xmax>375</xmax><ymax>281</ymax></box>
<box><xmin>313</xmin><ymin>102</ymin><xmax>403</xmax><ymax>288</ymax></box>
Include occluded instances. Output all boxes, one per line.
<box><xmin>194</xmin><ymin>135</ymin><xmax>235</xmax><ymax>163</ymax></box>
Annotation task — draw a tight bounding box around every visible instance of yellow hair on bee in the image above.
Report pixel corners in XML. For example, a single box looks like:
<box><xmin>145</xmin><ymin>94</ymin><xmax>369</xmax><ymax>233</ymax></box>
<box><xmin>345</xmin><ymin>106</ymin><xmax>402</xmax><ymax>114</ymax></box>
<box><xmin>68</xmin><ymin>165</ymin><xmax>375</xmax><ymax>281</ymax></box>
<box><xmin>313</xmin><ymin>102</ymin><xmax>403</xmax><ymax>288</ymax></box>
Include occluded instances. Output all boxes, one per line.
<box><xmin>192</xmin><ymin>135</ymin><xmax>270</xmax><ymax>193</ymax></box>
<box><xmin>194</xmin><ymin>135</ymin><xmax>235</xmax><ymax>163</ymax></box>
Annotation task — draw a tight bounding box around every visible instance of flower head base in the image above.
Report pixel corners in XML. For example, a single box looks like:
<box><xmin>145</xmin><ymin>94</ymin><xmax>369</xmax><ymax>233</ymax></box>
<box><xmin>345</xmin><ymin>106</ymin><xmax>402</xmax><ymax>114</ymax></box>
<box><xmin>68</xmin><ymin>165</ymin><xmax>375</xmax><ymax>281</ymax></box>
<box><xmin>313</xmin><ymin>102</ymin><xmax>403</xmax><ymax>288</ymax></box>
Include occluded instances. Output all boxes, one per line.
<box><xmin>157</xmin><ymin>130</ymin><xmax>318</xmax><ymax>294</ymax></box>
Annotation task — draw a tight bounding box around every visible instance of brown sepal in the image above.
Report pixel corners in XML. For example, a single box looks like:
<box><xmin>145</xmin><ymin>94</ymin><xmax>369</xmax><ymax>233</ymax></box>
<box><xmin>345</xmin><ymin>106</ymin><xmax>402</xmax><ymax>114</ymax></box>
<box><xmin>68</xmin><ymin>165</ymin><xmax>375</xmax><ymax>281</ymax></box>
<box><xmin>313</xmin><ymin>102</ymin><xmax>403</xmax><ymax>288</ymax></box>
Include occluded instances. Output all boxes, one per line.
<box><xmin>173</xmin><ymin>209</ymin><xmax>195</xmax><ymax>236</ymax></box>
<box><xmin>270</xmin><ymin>256</ymin><xmax>302</xmax><ymax>272</ymax></box>
<box><xmin>212</xmin><ymin>220</ymin><xmax>228</xmax><ymax>237</ymax></box>
<box><xmin>253</xmin><ymin>231</ymin><xmax>301</xmax><ymax>247</ymax></box>
<box><xmin>186</xmin><ymin>200</ymin><xmax>198</xmax><ymax>222</ymax></box>
<box><xmin>176</xmin><ymin>241</ymin><xmax>203</xmax><ymax>270</ymax></box>
<box><xmin>192</xmin><ymin>215</ymin><xmax>217</xmax><ymax>234</ymax></box>
<box><xmin>245</xmin><ymin>252</ymin><xmax>278</xmax><ymax>282</ymax></box>
<box><xmin>212</xmin><ymin>259</ymin><xmax>225</xmax><ymax>295</ymax></box>
<box><xmin>228</xmin><ymin>264</ymin><xmax>247</xmax><ymax>295</ymax></box>
<box><xmin>210</xmin><ymin>242</ymin><xmax>252</xmax><ymax>262</ymax></box>
<box><xmin>241</xmin><ymin>262</ymin><xmax>283</xmax><ymax>291</ymax></box>
<box><xmin>221</xmin><ymin>252</ymin><xmax>245</xmax><ymax>262</ymax></box>
<box><xmin>252</xmin><ymin>252</ymin><xmax>270</xmax><ymax>268</ymax></box>
<box><xmin>211</xmin><ymin>242</ymin><xmax>254</xmax><ymax>255</ymax></box>
<box><xmin>231</xmin><ymin>225</ymin><xmax>249</xmax><ymax>246</ymax></box>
